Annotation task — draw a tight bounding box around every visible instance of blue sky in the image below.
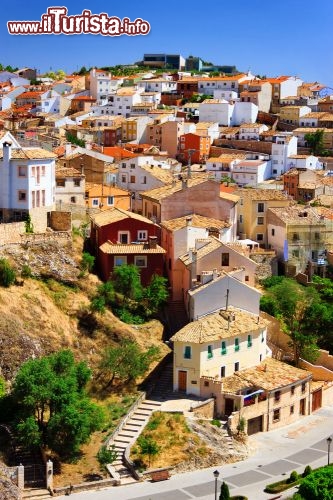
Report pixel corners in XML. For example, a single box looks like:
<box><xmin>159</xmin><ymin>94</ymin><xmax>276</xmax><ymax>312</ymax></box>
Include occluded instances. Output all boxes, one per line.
<box><xmin>1</xmin><ymin>0</ymin><xmax>333</xmax><ymax>86</ymax></box>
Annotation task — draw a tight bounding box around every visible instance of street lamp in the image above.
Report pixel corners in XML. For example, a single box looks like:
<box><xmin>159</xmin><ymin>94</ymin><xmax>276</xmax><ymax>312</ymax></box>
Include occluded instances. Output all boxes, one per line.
<box><xmin>327</xmin><ymin>436</ymin><xmax>332</xmax><ymax>465</ymax></box>
<box><xmin>213</xmin><ymin>470</ymin><xmax>220</xmax><ymax>500</ymax></box>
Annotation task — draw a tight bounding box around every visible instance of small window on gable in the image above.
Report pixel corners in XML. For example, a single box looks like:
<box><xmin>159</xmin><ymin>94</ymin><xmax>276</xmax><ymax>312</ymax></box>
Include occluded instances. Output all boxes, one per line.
<box><xmin>207</xmin><ymin>345</ymin><xmax>213</xmax><ymax>359</ymax></box>
<box><xmin>184</xmin><ymin>346</ymin><xmax>191</xmax><ymax>359</ymax></box>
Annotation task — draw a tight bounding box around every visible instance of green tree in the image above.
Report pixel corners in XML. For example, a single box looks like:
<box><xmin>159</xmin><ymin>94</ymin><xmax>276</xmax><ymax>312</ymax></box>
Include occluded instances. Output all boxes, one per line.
<box><xmin>143</xmin><ymin>274</ymin><xmax>169</xmax><ymax>315</ymax></box>
<box><xmin>66</xmin><ymin>132</ymin><xmax>85</xmax><ymax>147</ymax></box>
<box><xmin>80</xmin><ymin>252</ymin><xmax>95</xmax><ymax>274</ymax></box>
<box><xmin>137</xmin><ymin>435</ymin><xmax>160</xmax><ymax>467</ymax></box>
<box><xmin>0</xmin><ymin>258</ymin><xmax>16</xmax><ymax>287</ymax></box>
<box><xmin>99</xmin><ymin>340</ymin><xmax>159</xmax><ymax>387</ymax></box>
<box><xmin>304</xmin><ymin>129</ymin><xmax>326</xmax><ymax>156</ymax></box>
<box><xmin>219</xmin><ymin>481</ymin><xmax>231</xmax><ymax>500</ymax></box>
<box><xmin>25</xmin><ymin>214</ymin><xmax>34</xmax><ymax>234</ymax></box>
<box><xmin>297</xmin><ymin>466</ymin><xmax>333</xmax><ymax>500</ymax></box>
<box><xmin>0</xmin><ymin>376</ymin><xmax>6</xmax><ymax>398</ymax></box>
<box><xmin>260</xmin><ymin>278</ymin><xmax>320</xmax><ymax>366</ymax></box>
<box><xmin>112</xmin><ymin>264</ymin><xmax>143</xmax><ymax>304</ymax></box>
<box><xmin>12</xmin><ymin>350</ymin><xmax>104</xmax><ymax>459</ymax></box>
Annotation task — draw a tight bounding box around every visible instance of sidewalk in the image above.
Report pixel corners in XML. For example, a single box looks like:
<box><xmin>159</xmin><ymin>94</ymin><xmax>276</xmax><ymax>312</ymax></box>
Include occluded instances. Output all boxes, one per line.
<box><xmin>56</xmin><ymin>405</ymin><xmax>333</xmax><ymax>500</ymax></box>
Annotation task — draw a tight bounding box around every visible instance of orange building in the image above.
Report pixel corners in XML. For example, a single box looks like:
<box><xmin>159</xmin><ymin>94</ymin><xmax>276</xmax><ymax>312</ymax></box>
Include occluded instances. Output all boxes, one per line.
<box><xmin>85</xmin><ymin>183</ymin><xmax>131</xmax><ymax>211</ymax></box>
<box><xmin>178</xmin><ymin>132</ymin><xmax>210</xmax><ymax>163</ymax></box>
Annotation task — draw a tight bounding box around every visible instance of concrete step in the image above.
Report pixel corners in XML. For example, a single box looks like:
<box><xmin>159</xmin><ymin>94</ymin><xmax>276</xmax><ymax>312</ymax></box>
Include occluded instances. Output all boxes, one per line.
<box><xmin>118</xmin><ymin>431</ymin><xmax>138</xmax><ymax>438</ymax></box>
<box><xmin>130</xmin><ymin>415</ymin><xmax>148</xmax><ymax>422</ymax></box>
<box><xmin>22</xmin><ymin>489</ymin><xmax>50</xmax><ymax>500</ymax></box>
<box><xmin>123</xmin><ymin>422</ymin><xmax>142</xmax><ymax>429</ymax></box>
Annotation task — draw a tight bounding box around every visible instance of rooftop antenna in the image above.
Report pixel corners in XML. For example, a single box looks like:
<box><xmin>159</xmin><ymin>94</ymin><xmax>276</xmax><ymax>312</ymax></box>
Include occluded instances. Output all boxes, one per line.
<box><xmin>225</xmin><ymin>288</ymin><xmax>229</xmax><ymax>311</ymax></box>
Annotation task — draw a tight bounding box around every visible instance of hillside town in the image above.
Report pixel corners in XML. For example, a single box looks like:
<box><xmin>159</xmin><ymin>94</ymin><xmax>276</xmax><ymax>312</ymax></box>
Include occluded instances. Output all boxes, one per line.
<box><xmin>1</xmin><ymin>54</ymin><xmax>333</xmax><ymax>500</ymax></box>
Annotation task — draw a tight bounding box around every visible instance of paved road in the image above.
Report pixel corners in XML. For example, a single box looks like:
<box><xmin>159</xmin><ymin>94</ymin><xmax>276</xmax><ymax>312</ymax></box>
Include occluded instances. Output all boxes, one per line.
<box><xmin>57</xmin><ymin>406</ymin><xmax>333</xmax><ymax>500</ymax></box>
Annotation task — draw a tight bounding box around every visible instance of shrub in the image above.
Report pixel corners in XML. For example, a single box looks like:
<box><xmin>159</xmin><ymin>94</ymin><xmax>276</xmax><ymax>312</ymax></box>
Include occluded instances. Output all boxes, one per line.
<box><xmin>302</xmin><ymin>465</ymin><xmax>312</xmax><ymax>477</ymax></box>
<box><xmin>211</xmin><ymin>419</ymin><xmax>222</xmax><ymax>428</ymax></box>
<box><xmin>97</xmin><ymin>445</ymin><xmax>117</xmax><ymax>466</ymax></box>
<box><xmin>0</xmin><ymin>258</ymin><xmax>16</xmax><ymax>287</ymax></box>
<box><xmin>80</xmin><ymin>252</ymin><xmax>95</xmax><ymax>273</ymax></box>
<box><xmin>237</xmin><ymin>417</ymin><xmax>246</xmax><ymax>433</ymax></box>
<box><xmin>287</xmin><ymin>470</ymin><xmax>299</xmax><ymax>484</ymax></box>
<box><xmin>21</xmin><ymin>264</ymin><xmax>32</xmax><ymax>278</ymax></box>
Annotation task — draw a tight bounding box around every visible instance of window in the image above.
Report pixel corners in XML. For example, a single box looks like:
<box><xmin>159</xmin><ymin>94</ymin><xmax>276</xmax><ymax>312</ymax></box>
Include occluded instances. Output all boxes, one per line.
<box><xmin>239</xmin><ymin>215</ymin><xmax>243</xmax><ymax>223</ymax></box>
<box><xmin>257</xmin><ymin>202</ymin><xmax>264</xmax><ymax>213</ymax></box>
<box><xmin>207</xmin><ymin>345</ymin><xmax>213</xmax><ymax>359</ymax></box>
<box><xmin>184</xmin><ymin>346</ymin><xmax>191</xmax><ymax>359</ymax></box>
<box><xmin>41</xmin><ymin>166</ymin><xmax>45</xmax><ymax>176</ymax></box>
<box><xmin>271</xmin><ymin>228</ymin><xmax>275</xmax><ymax>236</ymax></box>
<box><xmin>273</xmin><ymin>409</ymin><xmax>280</xmax><ymax>422</ymax></box>
<box><xmin>204</xmin><ymin>380</ymin><xmax>209</xmax><ymax>387</ymax></box>
<box><xmin>290</xmin><ymin>405</ymin><xmax>294</xmax><ymax>414</ymax></box>
<box><xmin>56</xmin><ymin>179</ymin><xmax>65</xmax><ymax>187</ymax></box>
<box><xmin>274</xmin><ymin>391</ymin><xmax>281</xmax><ymax>402</ymax></box>
<box><xmin>245</xmin><ymin>275</ymin><xmax>249</xmax><ymax>282</ymax></box>
<box><xmin>261</xmin><ymin>331</ymin><xmax>265</xmax><ymax>343</ymax></box>
<box><xmin>130</xmin><ymin>163</ymin><xmax>135</xmax><ymax>169</ymax></box>
<box><xmin>221</xmin><ymin>366</ymin><xmax>226</xmax><ymax>378</ymax></box>
<box><xmin>234</xmin><ymin>338</ymin><xmax>240</xmax><ymax>352</ymax></box>
<box><xmin>291</xmin><ymin>386</ymin><xmax>295</xmax><ymax>396</ymax></box>
<box><xmin>257</xmin><ymin>217</ymin><xmax>264</xmax><ymax>225</ymax></box>
<box><xmin>122</xmin><ymin>163</ymin><xmax>126</xmax><ymax>168</ymax></box>
<box><xmin>107</xmin><ymin>196</ymin><xmax>114</xmax><ymax>206</ymax></box>
<box><xmin>74</xmin><ymin>179</ymin><xmax>81</xmax><ymax>187</ymax></box>
<box><xmin>121</xmin><ymin>174</ymin><xmax>127</xmax><ymax>183</ymax></box>
<box><xmin>141</xmin><ymin>176</ymin><xmax>147</xmax><ymax>184</ymax></box>
<box><xmin>293</xmin><ymin>233</ymin><xmax>300</xmax><ymax>241</ymax></box>
<box><xmin>18</xmin><ymin>190</ymin><xmax>26</xmax><ymax>201</ymax></box>
<box><xmin>92</xmin><ymin>198</ymin><xmax>99</xmax><ymax>207</ymax></box>
<box><xmin>234</xmin><ymin>362</ymin><xmax>239</xmax><ymax>372</ymax></box>
<box><xmin>221</xmin><ymin>341</ymin><xmax>227</xmax><ymax>355</ymax></box>
<box><xmin>314</xmin><ymin>232</ymin><xmax>320</xmax><ymax>240</ymax></box>
<box><xmin>221</xmin><ymin>253</ymin><xmax>229</xmax><ymax>266</ymax></box>
<box><xmin>18</xmin><ymin>166</ymin><xmax>27</xmax><ymax>177</ymax></box>
<box><xmin>114</xmin><ymin>256</ymin><xmax>127</xmax><ymax>266</ymax></box>
<box><xmin>134</xmin><ymin>255</ymin><xmax>147</xmax><ymax>268</ymax></box>
<box><xmin>118</xmin><ymin>231</ymin><xmax>129</xmax><ymax>244</ymax></box>
<box><xmin>137</xmin><ymin>230</ymin><xmax>148</xmax><ymax>241</ymax></box>
<box><xmin>70</xmin><ymin>196</ymin><xmax>76</xmax><ymax>203</ymax></box>
<box><xmin>257</xmin><ymin>234</ymin><xmax>263</xmax><ymax>241</ymax></box>
<box><xmin>247</xmin><ymin>335</ymin><xmax>252</xmax><ymax>348</ymax></box>
<box><xmin>130</xmin><ymin>175</ymin><xmax>136</xmax><ymax>183</ymax></box>
<box><xmin>301</xmin><ymin>382</ymin><xmax>306</xmax><ymax>393</ymax></box>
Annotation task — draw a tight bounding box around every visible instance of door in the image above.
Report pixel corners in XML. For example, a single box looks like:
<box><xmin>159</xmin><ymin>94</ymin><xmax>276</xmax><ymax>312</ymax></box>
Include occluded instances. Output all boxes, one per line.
<box><xmin>300</xmin><ymin>398</ymin><xmax>306</xmax><ymax>415</ymax></box>
<box><xmin>178</xmin><ymin>370</ymin><xmax>187</xmax><ymax>392</ymax></box>
<box><xmin>247</xmin><ymin>416</ymin><xmax>263</xmax><ymax>435</ymax></box>
<box><xmin>224</xmin><ymin>398</ymin><xmax>234</xmax><ymax>416</ymax></box>
<box><xmin>312</xmin><ymin>389</ymin><xmax>322</xmax><ymax>412</ymax></box>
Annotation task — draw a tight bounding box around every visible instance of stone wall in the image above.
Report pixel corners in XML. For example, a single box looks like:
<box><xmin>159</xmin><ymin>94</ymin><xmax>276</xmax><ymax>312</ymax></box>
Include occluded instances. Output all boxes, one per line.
<box><xmin>190</xmin><ymin>398</ymin><xmax>215</xmax><ymax>419</ymax></box>
<box><xmin>49</xmin><ymin>211</ymin><xmax>72</xmax><ymax>231</ymax></box>
<box><xmin>250</xmin><ymin>251</ymin><xmax>277</xmax><ymax>282</ymax></box>
<box><xmin>212</xmin><ymin>139</ymin><xmax>272</xmax><ymax>155</ymax></box>
<box><xmin>0</xmin><ymin>222</ymin><xmax>25</xmax><ymax>245</ymax></box>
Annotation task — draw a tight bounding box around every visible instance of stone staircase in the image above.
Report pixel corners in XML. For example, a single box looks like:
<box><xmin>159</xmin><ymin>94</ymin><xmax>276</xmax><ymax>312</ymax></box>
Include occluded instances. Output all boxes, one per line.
<box><xmin>107</xmin><ymin>398</ymin><xmax>162</xmax><ymax>483</ymax></box>
<box><xmin>22</xmin><ymin>488</ymin><xmax>50</xmax><ymax>500</ymax></box>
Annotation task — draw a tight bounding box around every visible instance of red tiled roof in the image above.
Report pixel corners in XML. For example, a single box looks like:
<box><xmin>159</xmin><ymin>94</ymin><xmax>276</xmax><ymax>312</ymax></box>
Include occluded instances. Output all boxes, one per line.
<box><xmin>103</xmin><ymin>146</ymin><xmax>138</xmax><ymax>159</ymax></box>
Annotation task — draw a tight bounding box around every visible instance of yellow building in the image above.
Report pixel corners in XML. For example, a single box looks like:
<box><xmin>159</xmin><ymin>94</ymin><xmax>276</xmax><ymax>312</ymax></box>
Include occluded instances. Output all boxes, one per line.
<box><xmin>235</xmin><ymin>188</ymin><xmax>293</xmax><ymax>248</ymax></box>
<box><xmin>279</xmin><ymin>105</ymin><xmax>311</xmax><ymax>125</ymax></box>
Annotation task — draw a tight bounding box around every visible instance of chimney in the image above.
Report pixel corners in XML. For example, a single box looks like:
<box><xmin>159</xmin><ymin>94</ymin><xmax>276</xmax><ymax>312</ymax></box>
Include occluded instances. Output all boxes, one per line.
<box><xmin>65</xmin><ymin>143</ymin><xmax>72</xmax><ymax>157</ymax></box>
<box><xmin>190</xmin><ymin>249</ymin><xmax>197</xmax><ymax>283</ymax></box>
<box><xmin>148</xmin><ymin>235</ymin><xmax>157</xmax><ymax>249</ymax></box>
<box><xmin>186</xmin><ymin>216</ymin><xmax>192</xmax><ymax>226</ymax></box>
<box><xmin>3</xmin><ymin>141</ymin><xmax>12</xmax><ymax>163</ymax></box>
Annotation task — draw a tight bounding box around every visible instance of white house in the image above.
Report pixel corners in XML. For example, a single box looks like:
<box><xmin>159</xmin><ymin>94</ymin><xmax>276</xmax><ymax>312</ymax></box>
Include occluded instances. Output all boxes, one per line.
<box><xmin>239</xmin><ymin>123</ymin><xmax>268</xmax><ymax>140</ymax></box>
<box><xmin>231</xmin><ymin>101</ymin><xmax>258</xmax><ymax>126</ymax></box>
<box><xmin>117</xmin><ymin>155</ymin><xmax>173</xmax><ymax>211</ymax></box>
<box><xmin>270</xmin><ymin>133</ymin><xmax>298</xmax><ymax>177</ymax></box>
<box><xmin>89</xmin><ymin>68</ymin><xmax>112</xmax><ymax>104</ymax></box>
<box><xmin>137</xmin><ymin>78</ymin><xmax>177</xmax><ymax>93</ymax></box>
<box><xmin>199</xmin><ymin>99</ymin><xmax>233</xmax><ymax>126</ymax></box>
<box><xmin>213</xmin><ymin>89</ymin><xmax>238</xmax><ymax>102</ymax></box>
<box><xmin>231</xmin><ymin>159</ymin><xmax>272</xmax><ymax>187</ymax></box>
<box><xmin>0</xmin><ymin>133</ymin><xmax>56</xmax><ymax>231</ymax></box>
<box><xmin>286</xmin><ymin>154</ymin><xmax>322</xmax><ymax>171</ymax></box>
<box><xmin>197</xmin><ymin>73</ymin><xmax>255</xmax><ymax>95</ymax></box>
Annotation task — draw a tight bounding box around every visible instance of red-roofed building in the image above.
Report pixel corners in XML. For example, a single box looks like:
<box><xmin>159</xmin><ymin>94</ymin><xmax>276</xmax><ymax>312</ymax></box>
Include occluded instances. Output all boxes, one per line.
<box><xmin>70</xmin><ymin>95</ymin><xmax>96</xmax><ymax>113</ymax></box>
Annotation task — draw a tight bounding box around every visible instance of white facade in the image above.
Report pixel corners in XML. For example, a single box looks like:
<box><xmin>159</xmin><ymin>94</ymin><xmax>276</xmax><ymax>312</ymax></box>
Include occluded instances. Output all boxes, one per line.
<box><xmin>137</xmin><ymin>79</ymin><xmax>177</xmax><ymax>93</ymax></box>
<box><xmin>270</xmin><ymin>134</ymin><xmax>298</xmax><ymax>177</ymax></box>
<box><xmin>278</xmin><ymin>77</ymin><xmax>303</xmax><ymax>99</ymax></box>
<box><xmin>199</xmin><ymin>100</ymin><xmax>233</xmax><ymax>126</ymax></box>
<box><xmin>213</xmin><ymin>89</ymin><xmax>238</xmax><ymax>101</ymax></box>
<box><xmin>0</xmin><ymin>136</ymin><xmax>55</xmax><ymax>230</ymax></box>
<box><xmin>231</xmin><ymin>101</ymin><xmax>258</xmax><ymax>126</ymax></box>
<box><xmin>197</xmin><ymin>73</ymin><xmax>255</xmax><ymax>95</ymax></box>
<box><xmin>90</xmin><ymin>68</ymin><xmax>112</xmax><ymax>103</ymax></box>
<box><xmin>286</xmin><ymin>155</ymin><xmax>322</xmax><ymax>171</ymax></box>
<box><xmin>231</xmin><ymin>160</ymin><xmax>272</xmax><ymax>187</ymax></box>
<box><xmin>188</xmin><ymin>272</ymin><xmax>261</xmax><ymax>321</ymax></box>
<box><xmin>239</xmin><ymin>123</ymin><xmax>268</xmax><ymax>140</ymax></box>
